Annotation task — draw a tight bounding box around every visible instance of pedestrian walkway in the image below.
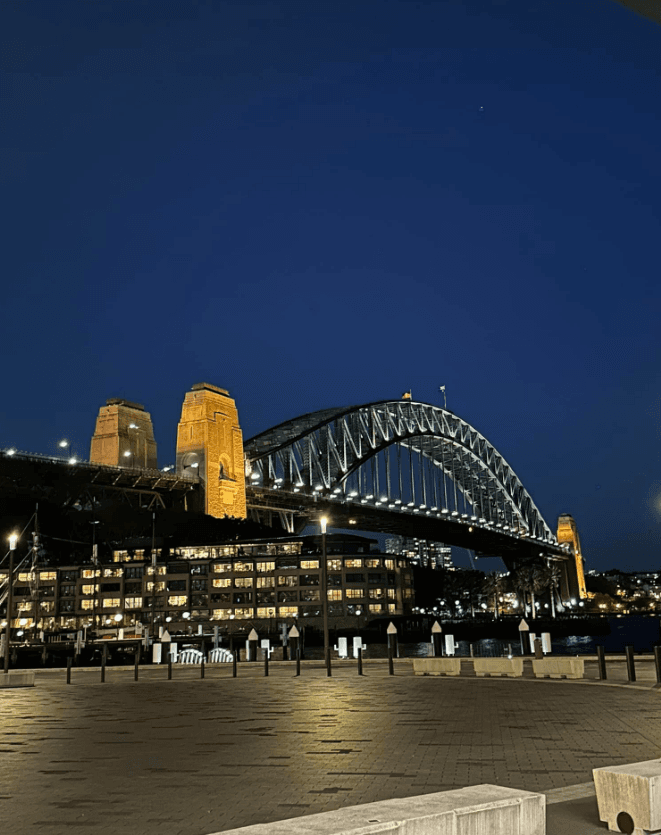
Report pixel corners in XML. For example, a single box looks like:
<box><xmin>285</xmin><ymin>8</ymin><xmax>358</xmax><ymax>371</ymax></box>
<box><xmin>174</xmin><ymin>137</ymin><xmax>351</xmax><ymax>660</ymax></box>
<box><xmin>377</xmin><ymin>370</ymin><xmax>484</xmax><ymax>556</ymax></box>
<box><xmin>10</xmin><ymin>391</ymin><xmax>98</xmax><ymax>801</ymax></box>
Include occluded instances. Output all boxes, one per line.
<box><xmin>2</xmin><ymin>660</ymin><xmax>660</xmax><ymax>834</ymax></box>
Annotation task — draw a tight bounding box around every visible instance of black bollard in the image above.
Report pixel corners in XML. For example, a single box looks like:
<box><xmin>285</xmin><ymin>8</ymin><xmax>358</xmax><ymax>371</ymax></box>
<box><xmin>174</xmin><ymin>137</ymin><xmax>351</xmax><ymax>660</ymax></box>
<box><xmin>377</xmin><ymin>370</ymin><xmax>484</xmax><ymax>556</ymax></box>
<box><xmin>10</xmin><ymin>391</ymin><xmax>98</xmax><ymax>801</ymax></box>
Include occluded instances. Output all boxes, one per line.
<box><xmin>597</xmin><ymin>645</ymin><xmax>607</xmax><ymax>680</ymax></box>
<box><xmin>101</xmin><ymin>647</ymin><xmax>106</xmax><ymax>683</ymax></box>
<box><xmin>66</xmin><ymin>657</ymin><xmax>72</xmax><ymax>684</ymax></box>
<box><xmin>432</xmin><ymin>632</ymin><xmax>443</xmax><ymax>657</ymax></box>
<box><xmin>625</xmin><ymin>645</ymin><xmax>636</xmax><ymax>682</ymax></box>
<box><xmin>264</xmin><ymin>651</ymin><xmax>269</xmax><ymax>677</ymax></box>
<box><xmin>387</xmin><ymin>624</ymin><xmax>397</xmax><ymax>675</ymax></box>
<box><xmin>296</xmin><ymin>644</ymin><xmax>301</xmax><ymax>677</ymax></box>
<box><xmin>200</xmin><ymin>657</ymin><xmax>205</xmax><ymax>679</ymax></box>
<box><xmin>357</xmin><ymin>646</ymin><xmax>363</xmax><ymax>676</ymax></box>
<box><xmin>655</xmin><ymin>646</ymin><xmax>661</xmax><ymax>686</ymax></box>
<box><xmin>134</xmin><ymin>648</ymin><xmax>139</xmax><ymax>682</ymax></box>
<box><xmin>168</xmin><ymin>658</ymin><xmax>172</xmax><ymax>680</ymax></box>
<box><xmin>325</xmin><ymin>645</ymin><xmax>332</xmax><ymax>677</ymax></box>
<box><xmin>232</xmin><ymin>649</ymin><xmax>238</xmax><ymax>678</ymax></box>
<box><xmin>283</xmin><ymin>644</ymin><xmax>288</xmax><ymax>661</ymax></box>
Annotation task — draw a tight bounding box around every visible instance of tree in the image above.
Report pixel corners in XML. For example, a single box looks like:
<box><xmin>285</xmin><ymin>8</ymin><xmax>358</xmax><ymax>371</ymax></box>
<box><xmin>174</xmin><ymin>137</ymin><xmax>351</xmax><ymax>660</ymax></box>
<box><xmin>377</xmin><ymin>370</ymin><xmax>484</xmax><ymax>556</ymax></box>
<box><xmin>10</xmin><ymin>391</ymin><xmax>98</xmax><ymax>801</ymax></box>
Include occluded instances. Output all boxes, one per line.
<box><xmin>482</xmin><ymin>573</ymin><xmax>503</xmax><ymax>620</ymax></box>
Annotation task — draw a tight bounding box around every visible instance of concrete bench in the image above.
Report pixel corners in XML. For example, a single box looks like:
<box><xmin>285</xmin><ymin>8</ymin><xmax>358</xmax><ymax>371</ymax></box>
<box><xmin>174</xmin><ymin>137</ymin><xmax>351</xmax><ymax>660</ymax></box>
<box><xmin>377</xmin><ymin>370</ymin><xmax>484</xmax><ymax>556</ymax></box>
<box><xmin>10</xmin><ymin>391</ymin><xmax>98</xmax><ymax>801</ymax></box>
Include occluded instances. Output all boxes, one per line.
<box><xmin>0</xmin><ymin>671</ymin><xmax>35</xmax><ymax>688</ymax></box>
<box><xmin>412</xmin><ymin>658</ymin><xmax>461</xmax><ymax>676</ymax></box>
<box><xmin>213</xmin><ymin>785</ymin><xmax>545</xmax><ymax>834</ymax></box>
<box><xmin>532</xmin><ymin>657</ymin><xmax>584</xmax><ymax>679</ymax></box>
<box><xmin>593</xmin><ymin>759</ymin><xmax>661</xmax><ymax>835</ymax></box>
<box><xmin>473</xmin><ymin>658</ymin><xmax>523</xmax><ymax>678</ymax></box>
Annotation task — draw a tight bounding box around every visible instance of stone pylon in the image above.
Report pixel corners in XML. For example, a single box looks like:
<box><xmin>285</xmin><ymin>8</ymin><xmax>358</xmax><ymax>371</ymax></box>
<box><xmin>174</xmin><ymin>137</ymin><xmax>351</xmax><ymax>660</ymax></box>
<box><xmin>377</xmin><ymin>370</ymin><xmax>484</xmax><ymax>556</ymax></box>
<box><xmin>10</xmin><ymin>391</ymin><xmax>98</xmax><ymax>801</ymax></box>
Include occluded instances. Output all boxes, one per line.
<box><xmin>557</xmin><ymin>513</ymin><xmax>587</xmax><ymax>600</ymax></box>
<box><xmin>175</xmin><ymin>383</ymin><xmax>247</xmax><ymax>519</ymax></box>
<box><xmin>90</xmin><ymin>398</ymin><xmax>158</xmax><ymax>469</ymax></box>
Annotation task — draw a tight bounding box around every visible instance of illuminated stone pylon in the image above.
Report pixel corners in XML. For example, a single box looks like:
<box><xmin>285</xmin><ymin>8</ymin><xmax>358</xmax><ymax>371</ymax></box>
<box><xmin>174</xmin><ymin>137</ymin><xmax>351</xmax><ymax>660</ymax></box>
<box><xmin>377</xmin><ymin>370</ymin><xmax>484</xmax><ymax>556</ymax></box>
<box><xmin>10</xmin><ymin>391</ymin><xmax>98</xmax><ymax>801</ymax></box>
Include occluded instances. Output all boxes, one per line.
<box><xmin>90</xmin><ymin>398</ymin><xmax>158</xmax><ymax>469</ymax></box>
<box><xmin>557</xmin><ymin>513</ymin><xmax>587</xmax><ymax>600</ymax></box>
<box><xmin>175</xmin><ymin>383</ymin><xmax>247</xmax><ymax>519</ymax></box>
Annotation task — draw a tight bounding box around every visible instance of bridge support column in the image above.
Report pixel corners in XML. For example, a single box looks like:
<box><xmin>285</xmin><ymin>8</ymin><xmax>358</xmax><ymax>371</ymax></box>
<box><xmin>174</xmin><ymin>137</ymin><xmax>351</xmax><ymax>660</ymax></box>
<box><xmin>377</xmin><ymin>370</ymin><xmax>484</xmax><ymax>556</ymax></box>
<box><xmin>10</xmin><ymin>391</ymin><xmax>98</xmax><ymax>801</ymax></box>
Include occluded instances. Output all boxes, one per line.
<box><xmin>90</xmin><ymin>399</ymin><xmax>158</xmax><ymax>469</ymax></box>
<box><xmin>176</xmin><ymin>383</ymin><xmax>247</xmax><ymax>519</ymax></box>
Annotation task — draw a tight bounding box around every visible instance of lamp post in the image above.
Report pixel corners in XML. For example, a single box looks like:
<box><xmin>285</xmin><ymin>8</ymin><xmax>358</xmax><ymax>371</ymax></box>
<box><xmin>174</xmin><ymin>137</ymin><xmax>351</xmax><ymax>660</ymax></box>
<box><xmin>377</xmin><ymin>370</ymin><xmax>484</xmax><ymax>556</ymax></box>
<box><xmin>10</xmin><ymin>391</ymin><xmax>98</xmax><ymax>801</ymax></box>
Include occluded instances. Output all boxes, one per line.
<box><xmin>320</xmin><ymin>516</ymin><xmax>330</xmax><ymax>676</ymax></box>
<box><xmin>4</xmin><ymin>533</ymin><xmax>18</xmax><ymax>672</ymax></box>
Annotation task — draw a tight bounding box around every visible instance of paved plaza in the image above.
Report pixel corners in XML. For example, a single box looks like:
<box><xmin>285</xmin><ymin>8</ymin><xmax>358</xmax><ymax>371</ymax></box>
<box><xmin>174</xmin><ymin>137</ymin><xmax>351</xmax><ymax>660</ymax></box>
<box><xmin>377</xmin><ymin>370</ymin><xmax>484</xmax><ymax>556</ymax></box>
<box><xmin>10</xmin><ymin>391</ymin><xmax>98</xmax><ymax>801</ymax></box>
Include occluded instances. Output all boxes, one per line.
<box><xmin>2</xmin><ymin>659</ymin><xmax>661</xmax><ymax>834</ymax></box>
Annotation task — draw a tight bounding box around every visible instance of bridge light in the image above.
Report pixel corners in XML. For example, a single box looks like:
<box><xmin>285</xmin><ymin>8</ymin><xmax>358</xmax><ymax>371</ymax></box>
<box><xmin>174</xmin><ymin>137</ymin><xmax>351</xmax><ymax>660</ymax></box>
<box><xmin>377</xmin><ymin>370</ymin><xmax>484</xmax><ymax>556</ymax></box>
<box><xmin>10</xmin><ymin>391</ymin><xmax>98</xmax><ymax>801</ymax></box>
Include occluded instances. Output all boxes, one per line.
<box><xmin>250</xmin><ymin>473</ymin><xmax>260</xmax><ymax>480</ymax></box>
<box><xmin>162</xmin><ymin>466</ymin><xmax>174</xmax><ymax>472</ymax></box>
<box><xmin>366</xmin><ymin>494</ymin><xmax>374</xmax><ymax>499</ymax></box>
<box><xmin>471</xmin><ymin>515</ymin><xmax>478</xmax><ymax>521</ymax></box>
<box><xmin>431</xmin><ymin>506</ymin><xmax>438</xmax><ymax>511</ymax></box>
<box><xmin>275</xmin><ymin>478</ymin><xmax>283</xmax><ymax>484</ymax></box>
<box><xmin>349</xmin><ymin>491</ymin><xmax>358</xmax><ymax>497</ymax></box>
<box><xmin>293</xmin><ymin>487</ymin><xmax>300</xmax><ymax>493</ymax></box>
<box><xmin>190</xmin><ymin>462</ymin><xmax>199</xmax><ymax>468</ymax></box>
<box><xmin>451</xmin><ymin>511</ymin><xmax>459</xmax><ymax>516</ymax></box>
<box><xmin>419</xmin><ymin>504</ymin><xmax>426</xmax><ymax>509</ymax></box>
<box><xmin>6</xmin><ymin>448</ymin><xmax>17</xmax><ymax>456</ymax></box>
<box><xmin>413</xmin><ymin>508</ymin><xmax>420</xmax><ymax>513</ymax></box>
<box><xmin>360</xmin><ymin>499</ymin><xmax>368</xmax><ymax>504</ymax></box>
<box><xmin>314</xmin><ymin>485</ymin><xmax>324</xmax><ymax>491</ymax></box>
<box><xmin>333</xmin><ymin>487</ymin><xmax>341</xmax><ymax>494</ymax></box>
<box><xmin>68</xmin><ymin>457</ymin><xmax>77</xmax><ymax>465</ymax></box>
<box><xmin>442</xmin><ymin>509</ymin><xmax>449</xmax><ymax>514</ymax></box>
<box><xmin>407</xmin><ymin>501</ymin><xmax>415</xmax><ymax>507</ymax></box>
<box><xmin>394</xmin><ymin>499</ymin><xmax>402</xmax><ymax>505</ymax></box>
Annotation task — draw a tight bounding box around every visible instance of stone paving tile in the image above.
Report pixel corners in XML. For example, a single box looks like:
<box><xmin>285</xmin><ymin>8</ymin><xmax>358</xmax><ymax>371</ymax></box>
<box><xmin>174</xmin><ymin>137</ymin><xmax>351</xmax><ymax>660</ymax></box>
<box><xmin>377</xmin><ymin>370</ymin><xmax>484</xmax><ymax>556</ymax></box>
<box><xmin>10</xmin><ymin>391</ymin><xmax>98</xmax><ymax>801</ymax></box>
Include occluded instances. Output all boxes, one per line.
<box><xmin>1</xmin><ymin>662</ymin><xmax>661</xmax><ymax>834</ymax></box>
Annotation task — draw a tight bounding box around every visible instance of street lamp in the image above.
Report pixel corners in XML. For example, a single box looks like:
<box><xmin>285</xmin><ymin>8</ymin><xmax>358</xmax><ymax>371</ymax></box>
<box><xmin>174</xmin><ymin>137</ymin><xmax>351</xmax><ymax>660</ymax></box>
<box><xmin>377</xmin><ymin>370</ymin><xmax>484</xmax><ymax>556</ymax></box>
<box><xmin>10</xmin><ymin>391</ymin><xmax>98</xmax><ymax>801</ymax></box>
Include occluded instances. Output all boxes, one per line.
<box><xmin>3</xmin><ymin>532</ymin><xmax>18</xmax><ymax>672</ymax></box>
<box><xmin>320</xmin><ymin>516</ymin><xmax>330</xmax><ymax>676</ymax></box>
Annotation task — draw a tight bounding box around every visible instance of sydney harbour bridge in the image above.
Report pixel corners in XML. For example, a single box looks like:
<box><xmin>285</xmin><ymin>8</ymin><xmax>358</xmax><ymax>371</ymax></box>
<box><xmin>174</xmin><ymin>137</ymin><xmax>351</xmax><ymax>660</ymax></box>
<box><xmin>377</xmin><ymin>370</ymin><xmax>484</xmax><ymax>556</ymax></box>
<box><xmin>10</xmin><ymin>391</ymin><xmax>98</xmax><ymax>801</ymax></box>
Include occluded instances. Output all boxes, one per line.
<box><xmin>1</xmin><ymin>388</ymin><xmax>584</xmax><ymax>599</ymax></box>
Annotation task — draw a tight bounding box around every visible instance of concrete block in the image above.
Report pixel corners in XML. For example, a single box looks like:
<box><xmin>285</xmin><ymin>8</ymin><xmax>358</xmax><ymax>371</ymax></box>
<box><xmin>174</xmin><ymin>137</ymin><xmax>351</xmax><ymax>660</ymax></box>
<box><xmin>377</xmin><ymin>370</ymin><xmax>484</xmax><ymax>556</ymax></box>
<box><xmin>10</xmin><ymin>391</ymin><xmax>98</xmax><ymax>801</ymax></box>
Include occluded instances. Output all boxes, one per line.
<box><xmin>532</xmin><ymin>657</ymin><xmax>584</xmax><ymax>679</ymax></box>
<box><xmin>473</xmin><ymin>658</ymin><xmax>523</xmax><ymax>677</ymax></box>
<box><xmin>0</xmin><ymin>671</ymin><xmax>35</xmax><ymax>688</ymax></box>
<box><xmin>593</xmin><ymin>759</ymin><xmax>661</xmax><ymax>834</ymax></box>
<box><xmin>212</xmin><ymin>785</ymin><xmax>545</xmax><ymax>834</ymax></box>
<box><xmin>412</xmin><ymin>658</ymin><xmax>461</xmax><ymax>676</ymax></box>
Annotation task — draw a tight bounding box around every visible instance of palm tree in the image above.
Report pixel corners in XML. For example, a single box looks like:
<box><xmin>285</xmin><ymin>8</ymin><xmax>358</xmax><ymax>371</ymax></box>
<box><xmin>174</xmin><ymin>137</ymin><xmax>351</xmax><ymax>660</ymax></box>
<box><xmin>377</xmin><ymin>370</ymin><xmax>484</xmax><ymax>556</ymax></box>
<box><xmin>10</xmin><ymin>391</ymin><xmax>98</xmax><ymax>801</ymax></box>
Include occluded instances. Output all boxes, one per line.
<box><xmin>544</xmin><ymin>562</ymin><xmax>563</xmax><ymax>618</ymax></box>
<box><xmin>513</xmin><ymin>565</ymin><xmax>547</xmax><ymax>619</ymax></box>
<box><xmin>482</xmin><ymin>573</ymin><xmax>503</xmax><ymax>620</ymax></box>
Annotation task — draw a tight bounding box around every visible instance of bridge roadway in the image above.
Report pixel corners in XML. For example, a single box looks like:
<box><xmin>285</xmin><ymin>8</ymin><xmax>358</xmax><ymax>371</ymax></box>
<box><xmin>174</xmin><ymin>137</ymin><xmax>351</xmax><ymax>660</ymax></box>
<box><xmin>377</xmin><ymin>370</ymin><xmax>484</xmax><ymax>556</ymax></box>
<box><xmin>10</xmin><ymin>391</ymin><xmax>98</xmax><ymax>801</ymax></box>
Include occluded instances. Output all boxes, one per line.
<box><xmin>2</xmin><ymin>659</ymin><xmax>660</xmax><ymax>835</ymax></box>
<box><xmin>246</xmin><ymin>485</ymin><xmax>568</xmax><ymax>564</ymax></box>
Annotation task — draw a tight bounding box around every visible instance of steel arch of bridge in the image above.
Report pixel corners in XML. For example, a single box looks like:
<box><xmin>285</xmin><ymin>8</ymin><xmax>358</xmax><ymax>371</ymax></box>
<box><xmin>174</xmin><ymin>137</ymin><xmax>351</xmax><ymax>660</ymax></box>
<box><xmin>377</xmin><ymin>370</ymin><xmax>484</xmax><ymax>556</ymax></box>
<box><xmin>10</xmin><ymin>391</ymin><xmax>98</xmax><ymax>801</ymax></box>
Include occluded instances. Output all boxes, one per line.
<box><xmin>245</xmin><ymin>400</ymin><xmax>557</xmax><ymax>545</ymax></box>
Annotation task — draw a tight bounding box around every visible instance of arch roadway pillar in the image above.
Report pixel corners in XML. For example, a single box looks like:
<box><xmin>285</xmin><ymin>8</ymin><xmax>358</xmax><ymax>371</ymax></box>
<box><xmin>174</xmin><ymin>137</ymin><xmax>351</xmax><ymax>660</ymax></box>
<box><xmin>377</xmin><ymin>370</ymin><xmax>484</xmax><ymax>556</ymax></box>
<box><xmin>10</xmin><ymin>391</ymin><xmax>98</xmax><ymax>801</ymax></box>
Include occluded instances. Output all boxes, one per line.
<box><xmin>176</xmin><ymin>383</ymin><xmax>247</xmax><ymax>519</ymax></box>
<box><xmin>90</xmin><ymin>398</ymin><xmax>158</xmax><ymax>469</ymax></box>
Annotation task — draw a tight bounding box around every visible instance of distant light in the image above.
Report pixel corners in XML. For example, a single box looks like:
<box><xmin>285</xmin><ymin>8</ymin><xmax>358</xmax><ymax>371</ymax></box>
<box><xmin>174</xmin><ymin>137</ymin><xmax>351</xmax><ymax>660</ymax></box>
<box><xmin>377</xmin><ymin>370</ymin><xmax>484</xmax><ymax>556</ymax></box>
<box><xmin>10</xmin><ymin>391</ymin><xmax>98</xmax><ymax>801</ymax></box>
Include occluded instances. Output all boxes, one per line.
<box><xmin>314</xmin><ymin>485</ymin><xmax>323</xmax><ymax>491</ymax></box>
<box><xmin>320</xmin><ymin>516</ymin><xmax>328</xmax><ymax>534</ymax></box>
<box><xmin>128</xmin><ymin>423</ymin><xmax>138</xmax><ymax>429</ymax></box>
<box><xmin>468</xmin><ymin>526</ymin><xmax>473</xmax><ymax>532</ymax></box>
<box><xmin>250</xmin><ymin>473</ymin><xmax>260</xmax><ymax>480</ymax></box>
<box><xmin>183</xmin><ymin>611</ymin><xmax>191</xmax><ymax>619</ymax></box>
<box><xmin>190</xmin><ymin>462</ymin><xmax>199</xmax><ymax>468</ymax></box>
<box><xmin>162</xmin><ymin>466</ymin><xmax>173</xmax><ymax>472</ymax></box>
<box><xmin>333</xmin><ymin>487</ymin><xmax>341</xmax><ymax>494</ymax></box>
<box><xmin>114</xmin><ymin>614</ymin><xmax>122</xmax><ymax>622</ymax></box>
<box><xmin>451</xmin><ymin>511</ymin><xmax>459</xmax><ymax>516</ymax></box>
<box><xmin>59</xmin><ymin>440</ymin><xmax>69</xmax><ymax>448</ymax></box>
<box><xmin>9</xmin><ymin>532</ymin><xmax>18</xmax><ymax>550</ymax></box>
<box><xmin>349</xmin><ymin>519</ymin><xmax>356</xmax><ymax>524</ymax></box>
<box><xmin>19</xmin><ymin>618</ymin><xmax>28</xmax><ymax>626</ymax></box>
<box><xmin>123</xmin><ymin>451</ymin><xmax>131</xmax><ymax>457</ymax></box>
<box><xmin>68</xmin><ymin>457</ymin><xmax>77</xmax><ymax>465</ymax></box>
<box><xmin>6</xmin><ymin>448</ymin><xmax>16</xmax><ymax>456</ymax></box>
<box><xmin>166</xmin><ymin>616</ymin><xmax>172</xmax><ymax>622</ymax></box>
<box><xmin>349</xmin><ymin>491</ymin><xmax>358</xmax><ymax>497</ymax></box>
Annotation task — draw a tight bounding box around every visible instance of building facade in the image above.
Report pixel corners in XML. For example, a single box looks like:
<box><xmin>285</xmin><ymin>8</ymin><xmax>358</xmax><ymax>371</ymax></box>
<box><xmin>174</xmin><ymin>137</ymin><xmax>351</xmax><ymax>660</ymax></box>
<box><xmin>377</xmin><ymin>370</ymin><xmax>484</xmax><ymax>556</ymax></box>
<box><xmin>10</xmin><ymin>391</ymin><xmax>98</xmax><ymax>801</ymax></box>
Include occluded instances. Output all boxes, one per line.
<box><xmin>2</xmin><ymin>534</ymin><xmax>414</xmax><ymax>636</ymax></box>
<box><xmin>385</xmin><ymin>535</ymin><xmax>453</xmax><ymax>569</ymax></box>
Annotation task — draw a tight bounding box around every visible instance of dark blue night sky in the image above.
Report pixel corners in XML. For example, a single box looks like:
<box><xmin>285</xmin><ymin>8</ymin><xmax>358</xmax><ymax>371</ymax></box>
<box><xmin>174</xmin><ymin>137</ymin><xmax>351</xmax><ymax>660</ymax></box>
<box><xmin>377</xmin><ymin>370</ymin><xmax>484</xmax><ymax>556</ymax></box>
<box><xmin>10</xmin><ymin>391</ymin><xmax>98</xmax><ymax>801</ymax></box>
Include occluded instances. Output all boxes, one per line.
<box><xmin>2</xmin><ymin>0</ymin><xmax>660</xmax><ymax>570</ymax></box>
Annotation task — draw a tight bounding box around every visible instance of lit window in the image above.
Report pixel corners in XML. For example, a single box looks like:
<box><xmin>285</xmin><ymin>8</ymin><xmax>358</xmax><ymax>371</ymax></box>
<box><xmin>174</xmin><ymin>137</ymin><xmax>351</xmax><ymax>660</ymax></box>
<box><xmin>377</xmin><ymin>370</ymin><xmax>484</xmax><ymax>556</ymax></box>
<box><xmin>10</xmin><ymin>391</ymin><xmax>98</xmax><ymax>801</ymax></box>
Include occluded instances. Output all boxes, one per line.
<box><xmin>327</xmin><ymin>589</ymin><xmax>342</xmax><ymax>601</ymax></box>
<box><xmin>345</xmin><ymin>559</ymin><xmax>363</xmax><ymax>568</ymax></box>
<box><xmin>81</xmin><ymin>600</ymin><xmax>94</xmax><ymax>610</ymax></box>
<box><xmin>234</xmin><ymin>577</ymin><xmax>253</xmax><ymax>588</ymax></box>
<box><xmin>146</xmin><ymin>581</ymin><xmax>165</xmax><ymax>592</ymax></box>
<box><xmin>369</xmin><ymin>603</ymin><xmax>384</xmax><ymax>613</ymax></box>
<box><xmin>214</xmin><ymin>563</ymin><xmax>232</xmax><ymax>573</ymax></box>
<box><xmin>39</xmin><ymin>571</ymin><xmax>57</xmax><ymax>580</ymax></box>
<box><xmin>16</xmin><ymin>601</ymin><xmax>33</xmax><ymax>612</ymax></box>
<box><xmin>103</xmin><ymin>568</ymin><xmax>123</xmax><ymax>577</ymax></box>
<box><xmin>102</xmin><ymin>598</ymin><xmax>121</xmax><ymax>609</ymax></box>
<box><xmin>327</xmin><ymin>559</ymin><xmax>342</xmax><ymax>571</ymax></box>
<box><xmin>257</xmin><ymin>577</ymin><xmax>275</xmax><ymax>588</ymax></box>
<box><xmin>366</xmin><ymin>559</ymin><xmax>381</xmax><ymax>568</ymax></box>
<box><xmin>212</xmin><ymin>578</ymin><xmax>232</xmax><ymax>588</ymax></box>
<box><xmin>233</xmin><ymin>607</ymin><xmax>253</xmax><ymax>619</ymax></box>
<box><xmin>369</xmin><ymin>588</ymin><xmax>385</xmax><ymax>599</ymax></box>
<box><xmin>257</xmin><ymin>607</ymin><xmax>277</xmax><ymax>618</ymax></box>
<box><xmin>234</xmin><ymin>562</ymin><xmax>253</xmax><ymax>573</ymax></box>
<box><xmin>211</xmin><ymin>609</ymin><xmax>231</xmax><ymax>620</ymax></box>
<box><xmin>300</xmin><ymin>560</ymin><xmax>319</xmax><ymax>569</ymax></box>
<box><xmin>277</xmin><ymin>575</ymin><xmax>297</xmax><ymax>587</ymax></box>
<box><xmin>387</xmin><ymin>589</ymin><xmax>396</xmax><ymax>600</ymax></box>
<box><xmin>278</xmin><ymin>606</ymin><xmax>299</xmax><ymax>617</ymax></box>
<box><xmin>125</xmin><ymin>597</ymin><xmax>142</xmax><ymax>609</ymax></box>
<box><xmin>256</xmin><ymin>562</ymin><xmax>275</xmax><ymax>572</ymax></box>
<box><xmin>39</xmin><ymin>601</ymin><xmax>55</xmax><ymax>612</ymax></box>
<box><xmin>82</xmin><ymin>569</ymin><xmax>99</xmax><ymax>579</ymax></box>
<box><xmin>346</xmin><ymin>588</ymin><xmax>364</xmax><ymax>599</ymax></box>
<box><xmin>385</xmin><ymin>559</ymin><xmax>395</xmax><ymax>570</ymax></box>
<box><xmin>388</xmin><ymin>603</ymin><xmax>396</xmax><ymax>613</ymax></box>
<box><xmin>81</xmin><ymin>584</ymin><xmax>99</xmax><ymax>595</ymax></box>
<box><xmin>168</xmin><ymin>595</ymin><xmax>187</xmax><ymax>606</ymax></box>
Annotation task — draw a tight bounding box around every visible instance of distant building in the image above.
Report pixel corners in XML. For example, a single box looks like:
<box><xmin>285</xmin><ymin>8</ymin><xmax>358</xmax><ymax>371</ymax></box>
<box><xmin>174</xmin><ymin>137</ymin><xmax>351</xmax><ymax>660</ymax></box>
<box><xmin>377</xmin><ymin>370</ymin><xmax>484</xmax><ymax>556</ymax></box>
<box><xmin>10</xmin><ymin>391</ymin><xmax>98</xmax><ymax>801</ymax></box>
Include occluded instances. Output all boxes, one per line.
<box><xmin>385</xmin><ymin>535</ymin><xmax>452</xmax><ymax>569</ymax></box>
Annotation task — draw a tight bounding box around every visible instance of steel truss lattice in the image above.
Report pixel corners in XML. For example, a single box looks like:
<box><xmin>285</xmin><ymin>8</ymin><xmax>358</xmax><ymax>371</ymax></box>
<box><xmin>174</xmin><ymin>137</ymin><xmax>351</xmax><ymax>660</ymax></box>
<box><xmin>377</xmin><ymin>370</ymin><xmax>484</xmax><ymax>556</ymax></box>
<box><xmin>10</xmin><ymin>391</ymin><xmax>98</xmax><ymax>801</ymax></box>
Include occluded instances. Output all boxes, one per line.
<box><xmin>245</xmin><ymin>400</ymin><xmax>557</xmax><ymax>544</ymax></box>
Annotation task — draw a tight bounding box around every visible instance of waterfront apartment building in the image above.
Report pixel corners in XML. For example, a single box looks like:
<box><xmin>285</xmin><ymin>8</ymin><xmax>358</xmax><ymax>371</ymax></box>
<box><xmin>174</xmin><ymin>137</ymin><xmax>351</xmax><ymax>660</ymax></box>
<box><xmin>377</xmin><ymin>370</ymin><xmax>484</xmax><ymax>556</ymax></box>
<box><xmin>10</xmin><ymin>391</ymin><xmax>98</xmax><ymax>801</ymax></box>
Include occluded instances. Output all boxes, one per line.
<box><xmin>3</xmin><ymin>534</ymin><xmax>415</xmax><ymax>635</ymax></box>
